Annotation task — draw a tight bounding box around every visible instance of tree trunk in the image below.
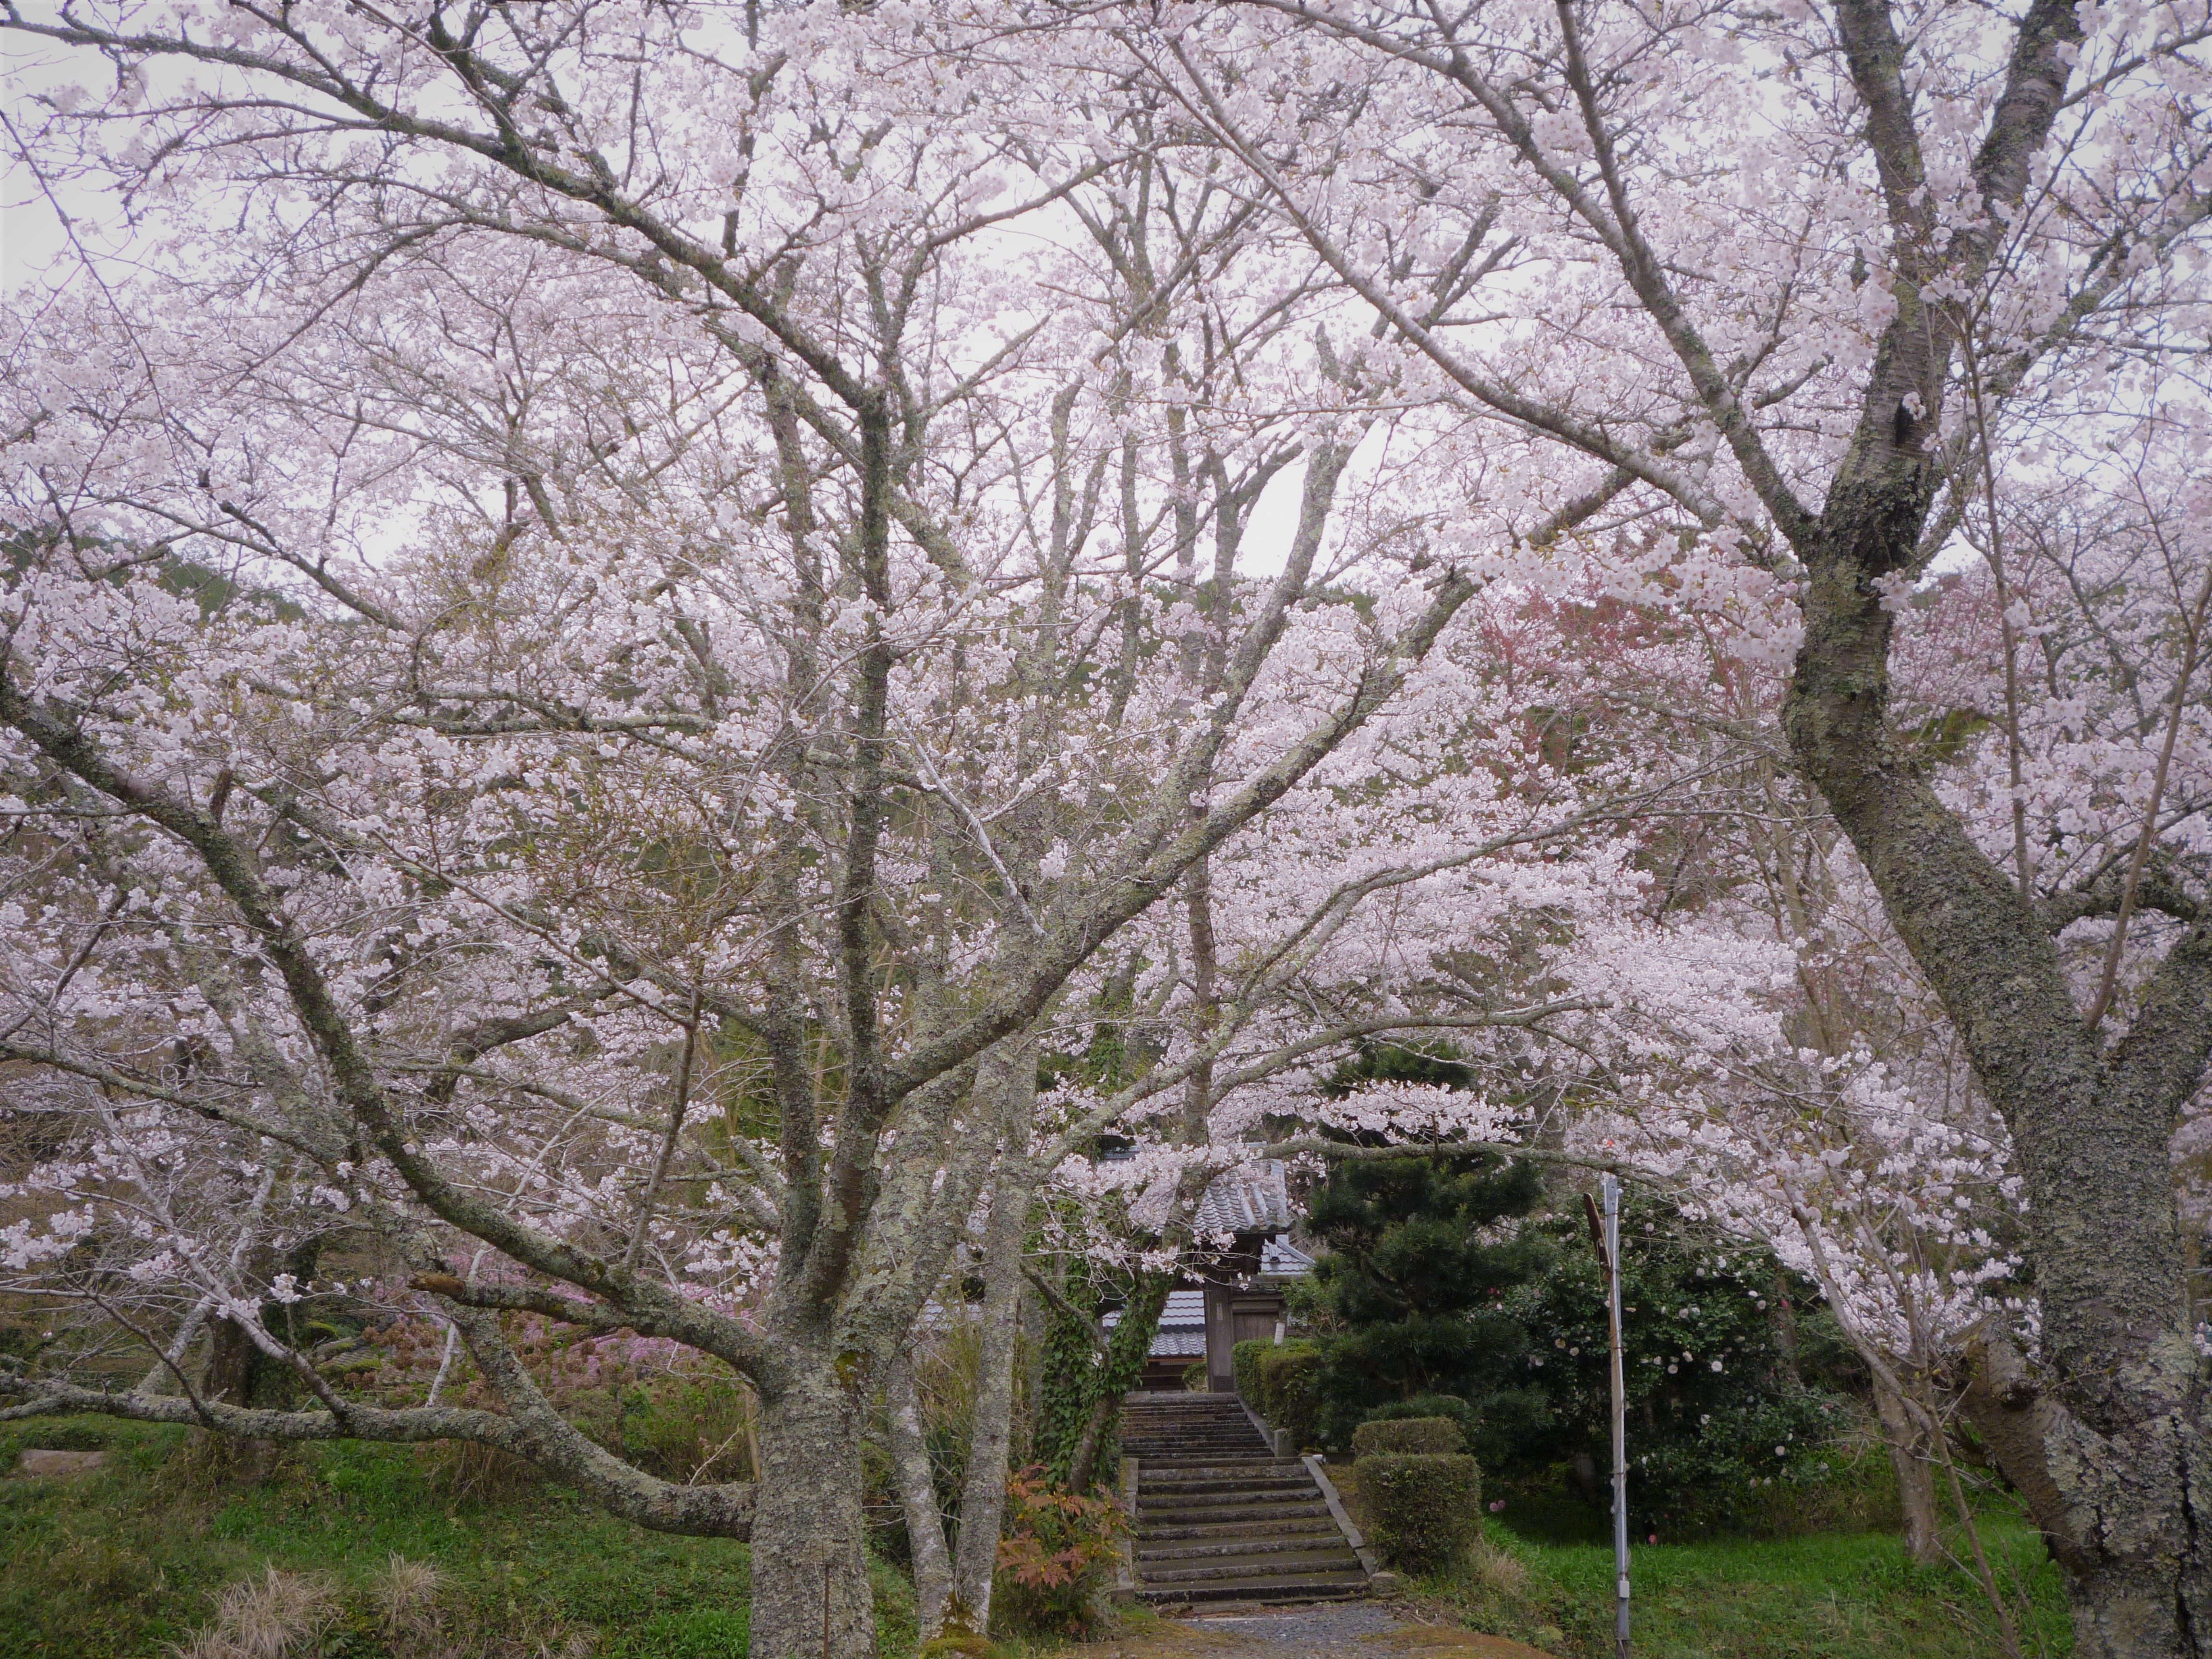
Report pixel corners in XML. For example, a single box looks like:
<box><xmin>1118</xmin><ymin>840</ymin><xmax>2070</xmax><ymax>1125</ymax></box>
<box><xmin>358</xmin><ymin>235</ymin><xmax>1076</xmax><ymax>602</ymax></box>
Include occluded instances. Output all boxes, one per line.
<box><xmin>1789</xmin><ymin>455</ymin><xmax>2212</xmax><ymax>1652</ymax></box>
<box><xmin>1962</xmin><ymin>1332</ymin><xmax>2212</xmax><ymax>1658</ymax></box>
<box><xmin>1871</xmin><ymin>1373</ymin><xmax>1942</xmax><ymax>1567</ymax></box>
<box><xmin>886</xmin><ymin>1356</ymin><xmax>953</xmax><ymax>1639</ymax></box>
<box><xmin>749</xmin><ymin>1357</ymin><xmax>873</xmax><ymax>1659</ymax></box>
<box><xmin>1067</xmin><ymin>1271</ymin><xmax>1176</xmax><ymax>1494</ymax></box>
<box><xmin>1769</xmin><ymin>1270</ymin><xmax>1803</xmax><ymax>1387</ymax></box>
<box><xmin>202</xmin><ymin>1315</ymin><xmax>256</xmax><ymax>1406</ymax></box>
<box><xmin>947</xmin><ymin>1151</ymin><xmax>1037</xmax><ymax>1632</ymax></box>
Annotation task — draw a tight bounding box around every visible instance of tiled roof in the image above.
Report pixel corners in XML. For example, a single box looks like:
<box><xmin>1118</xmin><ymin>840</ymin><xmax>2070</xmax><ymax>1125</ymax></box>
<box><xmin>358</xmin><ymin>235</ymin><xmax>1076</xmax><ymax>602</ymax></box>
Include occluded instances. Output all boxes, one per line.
<box><xmin>1104</xmin><ymin>1288</ymin><xmax>1205</xmax><ymax>1332</ymax></box>
<box><xmin>1105</xmin><ymin>1288</ymin><xmax>1209</xmax><ymax>1359</ymax></box>
<box><xmin>1260</xmin><ymin>1236</ymin><xmax>1316</xmax><ymax>1277</ymax></box>
<box><xmin>1193</xmin><ymin>1159</ymin><xmax>1295</xmax><ymax>1235</ymax></box>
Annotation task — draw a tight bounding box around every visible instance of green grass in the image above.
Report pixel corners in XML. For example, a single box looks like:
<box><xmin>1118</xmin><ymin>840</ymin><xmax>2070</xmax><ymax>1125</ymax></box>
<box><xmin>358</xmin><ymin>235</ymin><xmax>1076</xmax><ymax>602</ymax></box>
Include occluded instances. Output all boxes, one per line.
<box><xmin>0</xmin><ymin>1416</ymin><xmax>914</xmax><ymax>1659</ymax></box>
<box><xmin>1419</xmin><ymin>1491</ymin><xmax>2073</xmax><ymax>1659</ymax></box>
<box><xmin>5</xmin><ymin>1413</ymin><xmax>2076</xmax><ymax>1659</ymax></box>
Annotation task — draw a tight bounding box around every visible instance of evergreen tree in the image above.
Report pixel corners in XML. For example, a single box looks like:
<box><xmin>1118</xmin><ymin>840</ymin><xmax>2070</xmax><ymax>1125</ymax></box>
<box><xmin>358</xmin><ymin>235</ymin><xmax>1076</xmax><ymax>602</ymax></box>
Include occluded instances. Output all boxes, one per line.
<box><xmin>1302</xmin><ymin>1047</ymin><xmax>1552</xmax><ymax>1463</ymax></box>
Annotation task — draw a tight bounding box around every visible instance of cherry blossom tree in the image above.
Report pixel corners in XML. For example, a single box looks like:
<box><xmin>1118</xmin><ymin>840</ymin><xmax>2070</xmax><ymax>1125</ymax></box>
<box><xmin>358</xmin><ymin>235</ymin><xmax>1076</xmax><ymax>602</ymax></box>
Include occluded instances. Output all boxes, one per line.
<box><xmin>0</xmin><ymin>19</ymin><xmax>1428</xmax><ymax>1658</ymax></box>
<box><xmin>0</xmin><ymin>6</ymin><xmax>1689</xmax><ymax>1649</ymax></box>
<box><xmin>1095</xmin><ymin>1</ymin><xmax>2212</xmax><ymax>1647</ymax></box>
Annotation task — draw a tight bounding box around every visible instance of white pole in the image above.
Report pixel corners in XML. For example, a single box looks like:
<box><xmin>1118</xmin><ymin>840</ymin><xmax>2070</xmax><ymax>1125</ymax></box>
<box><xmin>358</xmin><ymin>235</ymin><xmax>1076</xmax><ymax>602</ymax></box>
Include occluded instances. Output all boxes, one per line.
<box><xmin>1605</xmin><ymin>1173</ymin><xmax>1630</xmax><ymax>1659</ymax></box>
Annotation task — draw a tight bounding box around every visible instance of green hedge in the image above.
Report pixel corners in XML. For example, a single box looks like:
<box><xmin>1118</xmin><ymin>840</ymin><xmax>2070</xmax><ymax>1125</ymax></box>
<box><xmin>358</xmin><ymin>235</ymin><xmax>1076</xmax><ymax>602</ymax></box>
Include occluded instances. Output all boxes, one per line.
<box><xmin>1360</xmin><ymin>1452</ymin><xmax>1482</xmax><ymax>1573</ymax></box>
<box><xmin>1256</xmin><ymin>1344</ymin><xmax>1323</xmax><ymax>1450</ymax></box>
<box><xmin>1232</xmin><ymin>1339</ymin><xmax>1268</xmax><ymax>1406</ymax></box>
<box><xmin>1352</xmin><ymin>1416</ymin><xmax>1464</xmax><ymax>1459</ymax></box>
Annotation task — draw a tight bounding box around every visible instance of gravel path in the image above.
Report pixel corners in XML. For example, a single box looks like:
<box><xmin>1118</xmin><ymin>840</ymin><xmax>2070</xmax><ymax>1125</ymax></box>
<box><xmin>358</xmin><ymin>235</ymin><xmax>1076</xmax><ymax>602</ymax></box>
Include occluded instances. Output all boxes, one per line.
<box><xmin>1175</xmin><ymin>1601</ymin><xmax>1403</xmax><ymax>1647</ymax></box>
<box><xmin>1075</xmin><ymin>1600</ymin><xmax>1555</xmax><ymax>1659</ymax></box>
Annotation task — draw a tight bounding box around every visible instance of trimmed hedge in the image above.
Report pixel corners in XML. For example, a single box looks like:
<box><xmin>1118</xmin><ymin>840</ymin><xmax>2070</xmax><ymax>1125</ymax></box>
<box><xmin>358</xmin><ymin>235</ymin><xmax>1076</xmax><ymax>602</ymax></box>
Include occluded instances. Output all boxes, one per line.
<box><xmin>1256</xmin><ymin>1344</ymin><xmax>1323</xmax><ymax>1450</ymax></box>
<box><xmin>1232</xmin><ymin>1338</ymin><xmax>1267</xmax><ymax>1407</ymax></box>
<box><xmin>1360</xmin><ymin>1452</ymin><xmax>1482</xmax><ymax>1573</ymax></box>
<box><xmin>1352</xmin><ymin>1415</ymin><xmax>1464</xmax><ymax>1459</ymax></box>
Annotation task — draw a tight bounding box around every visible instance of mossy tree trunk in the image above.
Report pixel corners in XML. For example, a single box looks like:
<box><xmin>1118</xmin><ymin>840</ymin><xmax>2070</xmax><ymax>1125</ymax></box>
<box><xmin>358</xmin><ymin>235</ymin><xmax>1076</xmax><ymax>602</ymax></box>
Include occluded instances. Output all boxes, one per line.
<box><xmin>1776</xmin><ymin>12</ymin><xmax>2212</xmax><ymax>1647</ymax></box>
<box><xmin>750</xmin><ymin>1351</ymin><xmax>874</xmax><ymax>1659</ymax></box>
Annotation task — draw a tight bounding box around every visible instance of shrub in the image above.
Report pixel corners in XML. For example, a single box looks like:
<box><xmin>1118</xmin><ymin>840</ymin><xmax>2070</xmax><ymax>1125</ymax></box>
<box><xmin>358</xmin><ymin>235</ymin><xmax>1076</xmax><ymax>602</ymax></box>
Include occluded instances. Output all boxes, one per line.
<box><xmin>1181</xmin><ymin>1360</ymin><xmax>1208</xmax><ymax>1392</ymax></box>
<box><xmin>1353</xmin><ymin>1416</ymin><xmax>1464</xmax><ymax>1459</ymax></box>
<box><xmin>991</xmin><ymin>1467</ymin><xmax>1125</xmax><ymax>1637</ymax></box>
<box><xmin>1232</xmin><ymin>1338</ymin><xmax>1267</xmax><ymax>1405</ymax></box>
<box><xmin>1503</xmin><ymin>1193</ymin><xmax>1855</xmax><ymax>1524</ymax></box>
<box><xmin>420</xmin><ymin>1435</ymin><xmax>542</xmax><ymax>1501</ymax></box>
<box><xmin>1257</xmin><ymin>1344</ymin><xmax>1323</xmax><ymax>1449</ymax></box>
<box><xmin>1349</xmin><ymin>1393</ymin><xmax>1486</xmax><ymax>1454</ymax></box>
<box><xmin>1360</xmin><ymin>1453</ymin><xmax>1482</xmax><ymax>1574</ymax></box>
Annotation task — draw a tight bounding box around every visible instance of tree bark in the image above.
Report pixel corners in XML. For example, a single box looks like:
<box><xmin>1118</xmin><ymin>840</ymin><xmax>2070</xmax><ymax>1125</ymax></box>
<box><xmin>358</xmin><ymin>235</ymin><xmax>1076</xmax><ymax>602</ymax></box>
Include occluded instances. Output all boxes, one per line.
<box><xmin>1768</xmin><ymin>8</ymin><xmax>2212</xmax><ymax>1646</ymax></box>
<box><xmin>1788</xmin><ymin>437</ymin><xmax>2212</xmax><ymax>1653</ymax></box>
<box><xmin>750</xmin><ymin>1354</ymin><xmax>874</xmax><ymax>1659</ymax></box>
<box><xmin>886</xmin><ymin>1355</ymin><xmax>954</xmax><ymax>1639</ymax></box>
<box><xmin>947</xmin><ymin>1053</ymin><xmax>1041</xmax><ymax>1631</ymax></box>
<box><xmin>1871</xmin><ymin>1372</ymin><xmax>1942</xmax><ymax>1567</ymax></box>
<box><xmin>1067</xmin><ymin>1271</ymin><xmax>1177</xmax><ymax>1494</ymax></box>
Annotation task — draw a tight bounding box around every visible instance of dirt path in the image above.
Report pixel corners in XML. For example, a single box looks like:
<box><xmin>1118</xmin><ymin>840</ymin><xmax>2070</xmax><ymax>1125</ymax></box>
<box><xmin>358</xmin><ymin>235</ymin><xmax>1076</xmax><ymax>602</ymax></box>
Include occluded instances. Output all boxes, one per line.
<box><xmin>1072</xmin><ymin>1601</ymin><xmax>1554</xmax><ymax>1659</ymax></box>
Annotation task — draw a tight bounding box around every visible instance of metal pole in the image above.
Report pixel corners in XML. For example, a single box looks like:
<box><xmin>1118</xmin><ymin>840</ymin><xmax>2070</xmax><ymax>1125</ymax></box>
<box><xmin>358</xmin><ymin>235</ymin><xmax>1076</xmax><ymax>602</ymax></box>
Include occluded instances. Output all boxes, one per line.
<box><xmin>1605</xmin><ymin>1173</ymin><xmax>1630</xmax><ymax>1659</ymax></box>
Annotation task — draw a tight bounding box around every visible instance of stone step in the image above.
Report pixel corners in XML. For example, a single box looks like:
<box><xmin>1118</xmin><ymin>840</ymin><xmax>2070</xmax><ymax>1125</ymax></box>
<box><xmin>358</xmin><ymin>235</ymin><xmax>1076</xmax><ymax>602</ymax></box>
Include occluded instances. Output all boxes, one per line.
<box><xmin>1128</xmin><ymin>1452</ymin><xmax>1275</xmax><ymax>1463</ymax></box>
<box><xmin>1137</xmin><ymin>1501</ymin><xmax>1332</xmax><ymax>1527</ymax></box>
<box><xmin>1135</xmin><ymin>1575</ymin><xmax>1367</xmax><ymax>1606</ymax></box>
<box><xmin>1141</xmin><ymin>1546</ymin><xmax>1362</xmax><ymax>1580</ymax></box>
<box><xmin>1138</xmin><ymin>1534</ymin><xmax>1358</xmax><ymax>1563</ymax></box>
<box><xmin>1139</xmin><ymin>1515</ymin><xmax>1344</xmax><ymax>1544</ymax></box>
<box><xmin>1142</xmin><ymin>1485</ymin><xmax>1325</xmax><ymax>1509</ymax></box>
<box><xmin>1138</xmin><ymin>1560</ymin><xmax>1367</xmax><ymax>1589</ymax></box>
<box><xmin>1123</xmin><ymin>1416</ymin><xmax>1265</xmax><ymax>1433</ymax></box>
<box><xmin>1137</xmin><ymin>1460</ymin><xmax>1302</xmax><ymax>1479</ymax></box>
<box><xmin>1142</xmin><ymin>1478</ymin><xmax>1314</xmax><ymax>1500</ymax></box>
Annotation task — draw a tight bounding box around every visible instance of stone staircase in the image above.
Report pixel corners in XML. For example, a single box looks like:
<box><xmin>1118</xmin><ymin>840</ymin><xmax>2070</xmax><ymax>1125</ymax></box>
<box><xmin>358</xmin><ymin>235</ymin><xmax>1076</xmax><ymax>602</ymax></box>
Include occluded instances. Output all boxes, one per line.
<box><xmin>1119</xmin><ymin>1392</ymin><xmax>1369</xmax><ymax>1605</ymax></box>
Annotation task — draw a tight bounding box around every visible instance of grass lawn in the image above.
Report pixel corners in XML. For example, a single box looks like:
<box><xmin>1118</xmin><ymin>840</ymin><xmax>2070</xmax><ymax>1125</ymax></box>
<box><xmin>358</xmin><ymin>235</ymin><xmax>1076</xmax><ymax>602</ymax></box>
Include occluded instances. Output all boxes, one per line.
<box><xmin>0</xmin><ymin>1416</ymin><xmax>915</xmax><ymax>1659</ymax></box>
<box><xmin>1444</xmin><ymin>1490</ymin><xmax>2072</xmax><ymax>1659</ymax></box>
<box><xmin>5</xmin><ymin>1412</ymin><xmax>2073</xmax><ymax>1659</ymax></box>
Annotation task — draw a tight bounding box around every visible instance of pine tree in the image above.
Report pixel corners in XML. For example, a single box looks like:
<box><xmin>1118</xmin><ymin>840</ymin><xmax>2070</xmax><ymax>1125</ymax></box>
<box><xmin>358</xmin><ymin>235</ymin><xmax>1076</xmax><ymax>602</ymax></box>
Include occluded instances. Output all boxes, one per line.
<box><xmin>1303</xmin><ymin>1047</ymin><xmax>1552</xmax><ymax>1463</ymax></box>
